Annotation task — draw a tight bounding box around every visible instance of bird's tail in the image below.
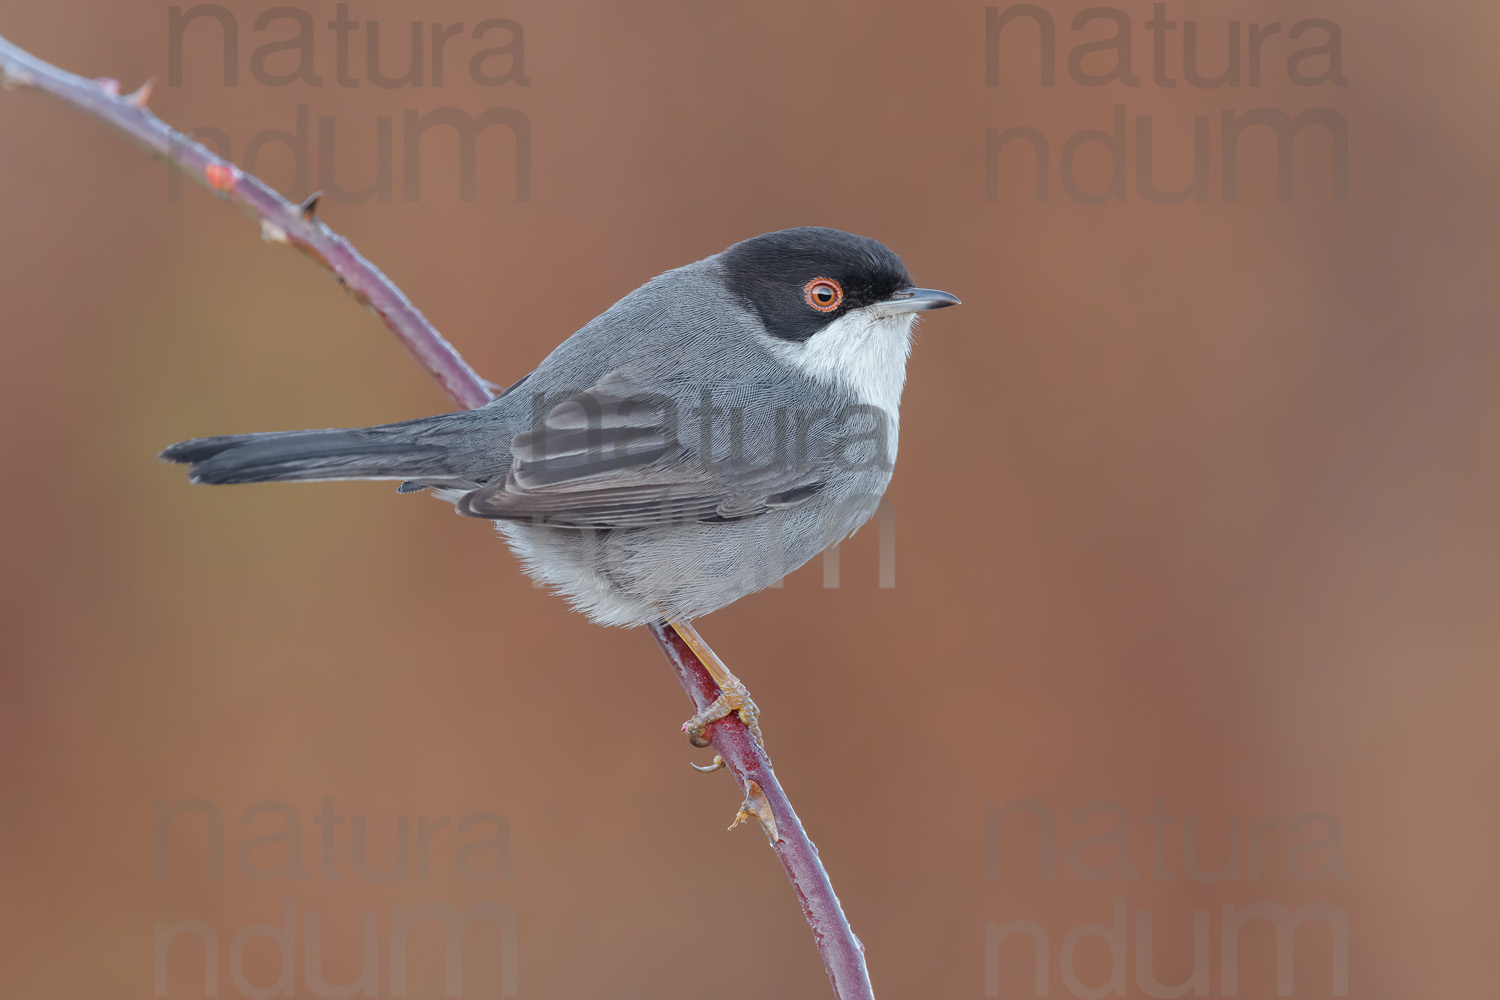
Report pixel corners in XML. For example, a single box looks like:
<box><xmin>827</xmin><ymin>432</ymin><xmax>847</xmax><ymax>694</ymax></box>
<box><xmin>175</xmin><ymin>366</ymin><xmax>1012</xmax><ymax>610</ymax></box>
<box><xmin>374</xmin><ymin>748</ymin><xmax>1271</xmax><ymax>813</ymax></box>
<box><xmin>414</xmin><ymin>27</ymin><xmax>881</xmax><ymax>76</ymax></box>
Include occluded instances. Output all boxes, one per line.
<box><xmin>160</xmin><ymin>411</ymin><xmax>490</xmax><ymax>487</ymax></box>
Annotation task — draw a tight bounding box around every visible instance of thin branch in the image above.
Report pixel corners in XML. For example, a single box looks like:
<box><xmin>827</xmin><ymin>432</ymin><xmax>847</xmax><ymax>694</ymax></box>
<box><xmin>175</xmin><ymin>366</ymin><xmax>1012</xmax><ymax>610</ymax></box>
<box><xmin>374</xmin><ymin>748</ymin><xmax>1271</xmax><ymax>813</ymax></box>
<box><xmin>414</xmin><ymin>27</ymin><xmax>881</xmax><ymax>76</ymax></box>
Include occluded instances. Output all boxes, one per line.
<box><xmin>0</xmin><ymin>33</ymin><xmax>490</xmax><ymax>410</ymax></box>
<box><xmin>651</xmin><ymin>622</ymin><xmax>873</xmax><ymax>997</ymax></box>
<box><xmin>0</xmin><ymin>31</ymin><xmax>876</xmax><ymax>1000</ymax></box>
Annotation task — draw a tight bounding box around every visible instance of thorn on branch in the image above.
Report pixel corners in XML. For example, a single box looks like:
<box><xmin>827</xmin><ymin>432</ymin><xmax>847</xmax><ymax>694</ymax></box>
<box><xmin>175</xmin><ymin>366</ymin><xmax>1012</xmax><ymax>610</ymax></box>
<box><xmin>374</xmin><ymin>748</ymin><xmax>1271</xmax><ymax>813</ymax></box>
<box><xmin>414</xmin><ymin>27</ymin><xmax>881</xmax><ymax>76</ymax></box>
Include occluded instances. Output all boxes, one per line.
<box><xmin>729</xmin><ymin>779</ymin><xmax>781</xmax><ymax>843</ymax></box>
<box><xmin>2</xmin><ymin>66</ymin><xmax>34</xmax><ymax>89</ymax></box>
<box><xmin>94</xmin><ymin>76</ymin><xmax>120</xmax><ymax>95</ymax></box>
<box><xmin>297</xmin><ymin>191</ymin><xmax>322</xmax><ymax>221</ymax></box>
<box><xmin>126</xmin><ymin>77</ymin><xmax>155</xmax><ymax>108</ymax></box>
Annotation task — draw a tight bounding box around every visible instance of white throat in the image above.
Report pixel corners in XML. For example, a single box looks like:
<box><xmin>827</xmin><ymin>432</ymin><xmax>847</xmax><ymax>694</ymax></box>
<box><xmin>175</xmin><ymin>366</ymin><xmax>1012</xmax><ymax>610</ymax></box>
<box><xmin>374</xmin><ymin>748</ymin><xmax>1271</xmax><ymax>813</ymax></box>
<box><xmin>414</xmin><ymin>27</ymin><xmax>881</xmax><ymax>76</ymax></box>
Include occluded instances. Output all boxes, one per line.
<box><xmin>774</xmin><ymin>309</ymin><xmax>916</xmax><ymax>417</ymax></box>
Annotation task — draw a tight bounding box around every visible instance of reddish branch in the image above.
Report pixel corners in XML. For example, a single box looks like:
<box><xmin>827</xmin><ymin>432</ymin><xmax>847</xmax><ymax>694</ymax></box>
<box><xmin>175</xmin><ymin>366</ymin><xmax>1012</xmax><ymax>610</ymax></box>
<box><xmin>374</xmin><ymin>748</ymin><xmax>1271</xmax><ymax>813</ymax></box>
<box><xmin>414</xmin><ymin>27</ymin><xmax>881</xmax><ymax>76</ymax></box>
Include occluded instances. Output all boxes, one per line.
<box><xmin>651</xmin><ymin>623</ymin><xmax>872</xmax><ymax>997</ymax></box>
<box><xmin>0</xmin><ymin>34</ymin><xmax>489</xmax><ymax>410</ymax></box>
<box><xmin>0</xmin><ymin>31</ymin><xmax>876</xmax><ymax>1000</ymax></box>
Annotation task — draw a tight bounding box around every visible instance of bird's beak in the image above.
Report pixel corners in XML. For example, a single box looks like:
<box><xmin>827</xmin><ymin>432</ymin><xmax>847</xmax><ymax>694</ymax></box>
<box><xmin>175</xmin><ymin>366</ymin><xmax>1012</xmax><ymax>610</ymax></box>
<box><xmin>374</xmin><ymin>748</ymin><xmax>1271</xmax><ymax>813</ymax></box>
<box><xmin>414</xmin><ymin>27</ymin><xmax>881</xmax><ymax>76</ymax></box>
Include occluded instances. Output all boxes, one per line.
<box><xmin>869</xmin><ymin>287</ymin><xmax>962</xmax><ymax>318</ymax></box>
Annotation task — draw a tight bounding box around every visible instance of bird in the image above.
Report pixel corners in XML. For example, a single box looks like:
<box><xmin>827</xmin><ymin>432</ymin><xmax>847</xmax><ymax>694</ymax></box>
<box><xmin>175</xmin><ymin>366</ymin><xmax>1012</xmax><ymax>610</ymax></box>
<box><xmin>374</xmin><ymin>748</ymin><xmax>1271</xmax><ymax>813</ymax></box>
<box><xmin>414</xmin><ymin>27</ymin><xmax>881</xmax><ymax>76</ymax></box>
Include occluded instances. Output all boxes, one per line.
<box><xmin>161</xmin><ymin>226</ymin><xmax>959</xmax><ymax>742</ymax></box>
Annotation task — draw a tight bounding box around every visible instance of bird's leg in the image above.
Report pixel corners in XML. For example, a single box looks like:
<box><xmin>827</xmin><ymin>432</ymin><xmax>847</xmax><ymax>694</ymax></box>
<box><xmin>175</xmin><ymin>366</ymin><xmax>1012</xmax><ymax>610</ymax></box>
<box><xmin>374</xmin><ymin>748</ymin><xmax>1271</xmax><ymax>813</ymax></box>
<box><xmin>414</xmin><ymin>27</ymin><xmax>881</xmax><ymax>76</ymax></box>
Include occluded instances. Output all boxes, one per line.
<box><xmin>671</xmin><ymin>621</ymin><xmax>764</xmax><ymax>751</ymax></box>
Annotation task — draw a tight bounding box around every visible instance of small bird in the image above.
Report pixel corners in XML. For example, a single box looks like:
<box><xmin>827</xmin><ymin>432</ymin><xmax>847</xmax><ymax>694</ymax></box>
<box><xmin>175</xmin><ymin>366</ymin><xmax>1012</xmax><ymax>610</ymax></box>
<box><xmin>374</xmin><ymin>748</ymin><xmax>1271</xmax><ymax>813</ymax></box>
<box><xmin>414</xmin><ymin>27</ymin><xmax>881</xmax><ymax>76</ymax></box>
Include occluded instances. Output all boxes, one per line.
<box><xmin>162</xmin><ymin>227</ymin><xmax>957</xmax><ymax>738</ymax></box>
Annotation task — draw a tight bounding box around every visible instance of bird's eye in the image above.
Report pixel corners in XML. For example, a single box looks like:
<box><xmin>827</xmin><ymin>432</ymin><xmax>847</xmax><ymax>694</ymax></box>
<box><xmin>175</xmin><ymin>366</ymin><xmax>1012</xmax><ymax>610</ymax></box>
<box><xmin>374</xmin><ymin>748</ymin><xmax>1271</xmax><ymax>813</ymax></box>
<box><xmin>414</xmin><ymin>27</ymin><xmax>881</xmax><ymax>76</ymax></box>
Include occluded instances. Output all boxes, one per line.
<box><xmin>803</xmin><ymin>278</ymin><xmax>844</xmax><ymax>313</ymax></box>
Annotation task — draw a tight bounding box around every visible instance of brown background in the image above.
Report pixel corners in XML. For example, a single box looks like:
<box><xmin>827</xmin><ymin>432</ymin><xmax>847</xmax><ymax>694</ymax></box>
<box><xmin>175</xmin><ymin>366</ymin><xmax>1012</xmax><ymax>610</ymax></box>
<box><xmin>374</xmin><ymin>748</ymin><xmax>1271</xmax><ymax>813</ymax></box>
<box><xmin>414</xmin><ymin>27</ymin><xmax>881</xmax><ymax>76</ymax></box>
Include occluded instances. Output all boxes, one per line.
<box><xmin>1</xmin><ymin>1</ymin><xmax>1495</xmax><ymax>997</ymax></box>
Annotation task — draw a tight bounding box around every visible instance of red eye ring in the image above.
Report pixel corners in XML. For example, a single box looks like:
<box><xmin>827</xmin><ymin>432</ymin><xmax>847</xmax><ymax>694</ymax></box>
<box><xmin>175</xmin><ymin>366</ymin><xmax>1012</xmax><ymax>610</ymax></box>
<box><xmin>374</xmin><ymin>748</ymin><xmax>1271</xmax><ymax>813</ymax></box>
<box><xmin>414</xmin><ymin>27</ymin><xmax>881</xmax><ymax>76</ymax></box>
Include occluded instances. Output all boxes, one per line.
<box><xmin>803</xmin><ymin>278</ymin><xmax>844</xmax><ymax>313</ymax></box>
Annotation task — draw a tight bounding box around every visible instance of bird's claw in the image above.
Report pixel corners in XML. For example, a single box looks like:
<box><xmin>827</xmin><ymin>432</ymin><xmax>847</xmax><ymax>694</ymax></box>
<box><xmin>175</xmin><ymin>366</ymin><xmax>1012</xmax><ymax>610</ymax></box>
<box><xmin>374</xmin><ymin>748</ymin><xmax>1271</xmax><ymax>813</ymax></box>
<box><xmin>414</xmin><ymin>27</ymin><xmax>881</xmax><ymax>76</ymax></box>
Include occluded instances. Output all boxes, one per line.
<box><xmin>682</xmin><ymin>673</ymin><xmax>763</xmax><ymax>751</ymax></box>
<box><xmin>689</xmin><ymin>754</ymin><xmax>726</xmax><ymax>773</ymax></box>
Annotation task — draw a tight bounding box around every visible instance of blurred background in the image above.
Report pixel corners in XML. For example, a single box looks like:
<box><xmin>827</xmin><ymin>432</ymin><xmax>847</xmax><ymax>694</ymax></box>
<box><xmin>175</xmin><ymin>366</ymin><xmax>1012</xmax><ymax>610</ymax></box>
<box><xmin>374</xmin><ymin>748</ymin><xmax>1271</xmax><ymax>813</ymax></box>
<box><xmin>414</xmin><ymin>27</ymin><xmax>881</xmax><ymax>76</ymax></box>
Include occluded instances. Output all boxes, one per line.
<box><xmin>1</xmin><ymin>1</ymin><xmax>1496</xmax><ymax>996</ymax></box>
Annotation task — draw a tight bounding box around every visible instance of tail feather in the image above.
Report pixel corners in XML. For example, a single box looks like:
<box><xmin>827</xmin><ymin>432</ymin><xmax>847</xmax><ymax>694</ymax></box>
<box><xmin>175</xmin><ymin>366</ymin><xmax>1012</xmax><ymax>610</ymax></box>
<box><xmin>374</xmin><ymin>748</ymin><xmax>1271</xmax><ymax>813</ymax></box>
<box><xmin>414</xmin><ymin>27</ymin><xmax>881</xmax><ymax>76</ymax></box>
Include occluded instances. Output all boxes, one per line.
<box><xmin>160</xmin><ymin>413</ymin><xmax>488</xmax><ymax>487</ymax></box>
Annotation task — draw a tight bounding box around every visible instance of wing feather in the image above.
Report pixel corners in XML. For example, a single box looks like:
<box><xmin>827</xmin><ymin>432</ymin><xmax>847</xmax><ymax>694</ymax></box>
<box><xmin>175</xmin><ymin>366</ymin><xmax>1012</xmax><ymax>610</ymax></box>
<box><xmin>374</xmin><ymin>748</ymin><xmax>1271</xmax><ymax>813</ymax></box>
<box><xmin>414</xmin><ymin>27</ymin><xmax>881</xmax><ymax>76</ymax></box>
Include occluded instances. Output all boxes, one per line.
<box><xmin>460</xmin><ymin>371</ymin><xmax>821</xmax><ymax>528</ymax></box>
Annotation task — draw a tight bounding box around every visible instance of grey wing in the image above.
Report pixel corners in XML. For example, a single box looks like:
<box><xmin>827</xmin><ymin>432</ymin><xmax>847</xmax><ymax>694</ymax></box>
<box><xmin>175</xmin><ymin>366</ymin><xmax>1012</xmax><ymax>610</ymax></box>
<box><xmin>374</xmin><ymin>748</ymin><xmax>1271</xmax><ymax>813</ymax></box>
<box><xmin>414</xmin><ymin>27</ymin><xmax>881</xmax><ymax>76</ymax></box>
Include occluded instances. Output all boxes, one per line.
<box><xmin>458</xmin><ymin>371</ymin><xmax>822</xmax><ymax>527</ymax></box>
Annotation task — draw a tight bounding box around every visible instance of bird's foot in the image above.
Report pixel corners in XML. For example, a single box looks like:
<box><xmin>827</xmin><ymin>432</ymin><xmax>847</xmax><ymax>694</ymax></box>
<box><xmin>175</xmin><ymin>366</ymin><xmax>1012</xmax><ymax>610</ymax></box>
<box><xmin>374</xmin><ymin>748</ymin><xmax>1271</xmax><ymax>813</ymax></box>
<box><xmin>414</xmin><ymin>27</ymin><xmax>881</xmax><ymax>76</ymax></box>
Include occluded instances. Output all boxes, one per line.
<box><xmin>683</xmin><ymin>671</ymin><xmax>763</xmax><ymax>751</ymax></box>
<box><xmin>667</xmin><ymin>620</ymin><xmax>766</xmax><ymax>753</ymax></box>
